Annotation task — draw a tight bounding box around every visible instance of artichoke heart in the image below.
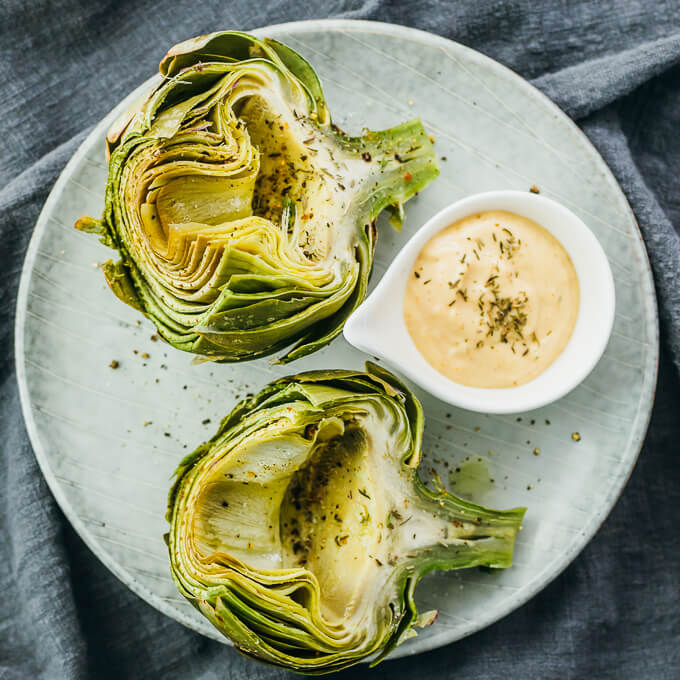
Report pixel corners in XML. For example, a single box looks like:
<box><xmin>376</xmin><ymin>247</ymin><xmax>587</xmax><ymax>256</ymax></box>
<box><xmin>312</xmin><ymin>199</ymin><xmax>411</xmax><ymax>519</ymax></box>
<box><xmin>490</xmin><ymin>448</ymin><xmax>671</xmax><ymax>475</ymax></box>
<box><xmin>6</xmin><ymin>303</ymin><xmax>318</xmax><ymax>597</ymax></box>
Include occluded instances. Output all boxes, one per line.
<box><xmin>77</xmin><ymin>32</ymin><xmax>439</xmax><ymax>362</ymax></box>
<box><xmin>166</xmin><ymin>363</ymin><xmax>525</xmax><ymax>673</ymax></box>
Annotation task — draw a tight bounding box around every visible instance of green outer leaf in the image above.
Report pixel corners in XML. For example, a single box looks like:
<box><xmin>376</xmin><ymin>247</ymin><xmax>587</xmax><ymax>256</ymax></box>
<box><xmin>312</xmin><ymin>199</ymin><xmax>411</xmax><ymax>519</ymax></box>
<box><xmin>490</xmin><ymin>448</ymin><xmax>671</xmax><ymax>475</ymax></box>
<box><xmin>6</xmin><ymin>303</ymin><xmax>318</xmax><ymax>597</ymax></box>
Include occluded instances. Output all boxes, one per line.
<box><xmin>101</xmin><ymin>260</ymin><xmax>143</xmax><ymax>312</ymax></box>
<box><xmin>159</xmin><ymin>32</ymin><xmax>268</xmax><ymax>76</ymax></box>
<box><xmin>263</xmin><ymin>37</ymin><xmax>330</xmax><ymax>123</ymax></box>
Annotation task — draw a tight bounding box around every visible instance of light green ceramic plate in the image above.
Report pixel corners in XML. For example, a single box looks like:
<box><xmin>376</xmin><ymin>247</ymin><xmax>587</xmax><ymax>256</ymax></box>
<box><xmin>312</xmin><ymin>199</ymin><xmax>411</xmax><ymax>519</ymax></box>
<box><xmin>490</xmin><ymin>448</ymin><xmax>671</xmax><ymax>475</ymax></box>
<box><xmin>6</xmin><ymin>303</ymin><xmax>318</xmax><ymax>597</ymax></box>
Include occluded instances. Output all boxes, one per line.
<box><xmin>15</xmin><ymin>20</ymin><xmax>658</xmax><ymax>659</ymax></box>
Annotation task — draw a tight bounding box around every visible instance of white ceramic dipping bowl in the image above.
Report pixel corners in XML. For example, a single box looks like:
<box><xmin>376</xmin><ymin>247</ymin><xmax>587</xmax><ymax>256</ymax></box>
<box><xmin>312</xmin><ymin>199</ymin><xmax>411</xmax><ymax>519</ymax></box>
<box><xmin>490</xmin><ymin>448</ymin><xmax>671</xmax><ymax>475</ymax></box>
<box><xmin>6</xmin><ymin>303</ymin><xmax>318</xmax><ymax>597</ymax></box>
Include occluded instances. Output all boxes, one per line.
<box><xmin>344</xmin><ymin>190</ymin><xmax>616</xmax><ymax>414</ymax></box>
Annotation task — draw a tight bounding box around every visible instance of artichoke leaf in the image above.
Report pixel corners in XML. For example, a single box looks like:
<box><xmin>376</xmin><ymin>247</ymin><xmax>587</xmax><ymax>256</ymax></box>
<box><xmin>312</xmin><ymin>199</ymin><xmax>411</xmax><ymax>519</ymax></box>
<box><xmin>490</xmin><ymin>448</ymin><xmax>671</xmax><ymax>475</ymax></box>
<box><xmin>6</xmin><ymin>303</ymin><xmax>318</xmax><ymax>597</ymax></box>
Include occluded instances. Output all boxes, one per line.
<box><xmin>167</xmin><ymin>364</ymin><xmax>526</xmax><ymax>673</ymax></box>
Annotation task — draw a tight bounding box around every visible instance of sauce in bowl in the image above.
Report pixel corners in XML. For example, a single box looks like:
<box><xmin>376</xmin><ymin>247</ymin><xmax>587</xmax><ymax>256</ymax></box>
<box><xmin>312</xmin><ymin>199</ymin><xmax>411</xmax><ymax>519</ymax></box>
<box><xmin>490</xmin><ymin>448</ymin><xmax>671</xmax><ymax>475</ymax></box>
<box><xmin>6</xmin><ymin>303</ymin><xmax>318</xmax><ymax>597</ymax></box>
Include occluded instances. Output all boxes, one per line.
<box><xmin>403</xmin><ymin>210</ymin><xmax>579</xmax><ymax>388</ymax></box>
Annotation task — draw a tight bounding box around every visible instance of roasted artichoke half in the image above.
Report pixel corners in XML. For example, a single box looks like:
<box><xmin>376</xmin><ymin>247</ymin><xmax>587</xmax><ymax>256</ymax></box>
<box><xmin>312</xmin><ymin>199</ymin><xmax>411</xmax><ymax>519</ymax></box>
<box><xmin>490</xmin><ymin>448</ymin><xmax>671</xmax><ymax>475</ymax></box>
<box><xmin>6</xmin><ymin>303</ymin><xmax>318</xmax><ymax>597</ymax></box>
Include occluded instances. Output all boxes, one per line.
<box><xmin>77</xmin><ymin>31</ymin><xmax>439</xmax><ymax>362</ymax></box>
<box><xmin>166</xmin><ymin>363</ymin><xmax>525</xmax><ymax>673</ymax></box>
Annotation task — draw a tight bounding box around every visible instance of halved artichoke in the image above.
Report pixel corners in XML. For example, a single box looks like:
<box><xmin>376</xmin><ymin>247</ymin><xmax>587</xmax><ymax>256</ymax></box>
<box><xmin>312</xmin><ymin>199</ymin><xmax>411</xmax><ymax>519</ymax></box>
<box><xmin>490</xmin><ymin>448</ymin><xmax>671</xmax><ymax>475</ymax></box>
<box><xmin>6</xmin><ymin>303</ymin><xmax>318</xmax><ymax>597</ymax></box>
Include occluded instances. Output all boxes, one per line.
<box><xmin>166</xmin><ymin>363</ymin><xmax>525</xmax><ymax>673</ymax></box>
<box><xmin>76</xmin><ymin>32</ymin><xmax>439</xmax><ymax>362</ymax></box>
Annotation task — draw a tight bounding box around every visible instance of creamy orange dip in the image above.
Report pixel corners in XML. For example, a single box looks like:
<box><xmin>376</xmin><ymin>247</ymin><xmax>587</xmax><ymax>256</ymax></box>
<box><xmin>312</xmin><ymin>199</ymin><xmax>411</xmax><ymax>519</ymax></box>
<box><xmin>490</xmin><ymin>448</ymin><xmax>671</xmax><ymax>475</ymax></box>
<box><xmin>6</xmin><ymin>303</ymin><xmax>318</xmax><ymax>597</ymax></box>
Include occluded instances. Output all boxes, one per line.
<box><xmin>403</xmin><ymin>210</ymin><xmax>579</xmax><ymax>388</ymax></box>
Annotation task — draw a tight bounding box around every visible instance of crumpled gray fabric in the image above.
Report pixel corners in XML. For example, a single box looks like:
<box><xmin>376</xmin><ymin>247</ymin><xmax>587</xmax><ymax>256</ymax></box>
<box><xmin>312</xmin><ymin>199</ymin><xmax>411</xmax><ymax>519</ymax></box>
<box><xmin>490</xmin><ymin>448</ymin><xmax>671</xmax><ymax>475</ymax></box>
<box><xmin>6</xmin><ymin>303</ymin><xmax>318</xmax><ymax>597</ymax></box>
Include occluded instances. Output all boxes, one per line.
<box><xmin>1</xmin><ymin>1</ymin><xmax>679</xmax><ymax>678</ymax></box>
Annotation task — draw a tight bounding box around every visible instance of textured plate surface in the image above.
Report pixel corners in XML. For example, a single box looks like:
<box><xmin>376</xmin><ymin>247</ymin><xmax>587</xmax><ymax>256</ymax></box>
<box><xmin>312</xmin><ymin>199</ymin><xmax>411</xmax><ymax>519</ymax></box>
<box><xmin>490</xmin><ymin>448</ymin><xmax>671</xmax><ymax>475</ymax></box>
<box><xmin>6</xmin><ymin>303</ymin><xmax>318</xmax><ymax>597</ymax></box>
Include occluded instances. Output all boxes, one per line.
<box><xmin>15</xmin><ymin>20</ymin><xmax>658</xmax><ymax>658</ymax></box>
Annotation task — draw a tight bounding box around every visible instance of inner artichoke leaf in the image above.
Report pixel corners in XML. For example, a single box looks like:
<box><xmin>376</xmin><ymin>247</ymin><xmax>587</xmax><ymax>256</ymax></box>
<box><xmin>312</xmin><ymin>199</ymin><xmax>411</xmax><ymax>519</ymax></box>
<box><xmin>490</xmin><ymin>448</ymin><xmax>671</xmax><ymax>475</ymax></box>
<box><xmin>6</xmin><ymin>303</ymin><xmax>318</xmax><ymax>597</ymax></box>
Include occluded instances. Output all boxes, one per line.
<box><xmin>155</xmin><ymin>174</ymin><xmax>256</xmax><ymax>227</ymax></box>
<box><xmin>167</xmin><ymin>363</ymin><xmax>525</xmax><ymax>673</ymax></box>
<box><xmin>77</xmin><ymin>31</ymin><xmax>439</xmax><ymax>363</ymax></box>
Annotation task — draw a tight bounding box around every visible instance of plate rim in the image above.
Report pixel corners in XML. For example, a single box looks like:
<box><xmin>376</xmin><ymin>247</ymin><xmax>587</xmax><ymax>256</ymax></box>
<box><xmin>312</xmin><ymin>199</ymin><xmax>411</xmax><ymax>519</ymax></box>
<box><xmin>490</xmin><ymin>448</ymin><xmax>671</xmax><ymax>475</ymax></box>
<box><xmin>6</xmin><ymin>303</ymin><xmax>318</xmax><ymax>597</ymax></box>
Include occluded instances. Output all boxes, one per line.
<box><xmin>14</xmin><ymin>18</ymin><xmax>660</xmax><ymax>659</ymax></box>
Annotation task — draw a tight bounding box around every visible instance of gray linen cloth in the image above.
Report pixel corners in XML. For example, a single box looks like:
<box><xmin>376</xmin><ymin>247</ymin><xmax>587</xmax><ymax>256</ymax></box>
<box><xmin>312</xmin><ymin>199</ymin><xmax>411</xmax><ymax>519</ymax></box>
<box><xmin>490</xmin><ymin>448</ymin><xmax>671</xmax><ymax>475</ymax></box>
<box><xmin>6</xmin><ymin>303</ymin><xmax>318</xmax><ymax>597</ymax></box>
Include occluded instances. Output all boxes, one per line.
<box><xmin>1</xmin><ymin>1</ymin><xmax>679</xmax><ymax>678</ymax></box>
